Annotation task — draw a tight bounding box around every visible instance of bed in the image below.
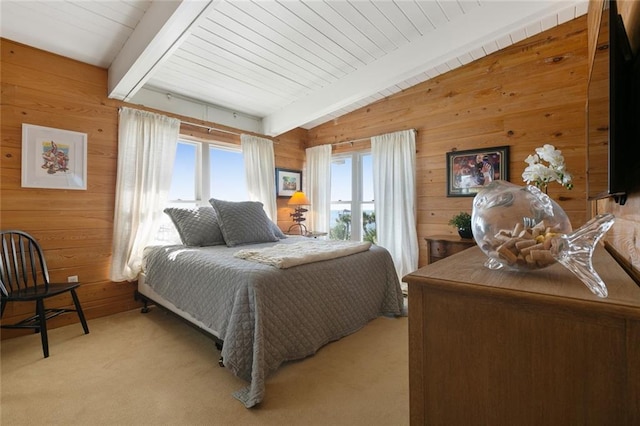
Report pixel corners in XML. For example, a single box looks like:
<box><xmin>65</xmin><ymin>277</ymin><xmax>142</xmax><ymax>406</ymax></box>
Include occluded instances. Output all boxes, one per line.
<box><xmin>136</xmin><ymin>200</ymin><xmax>404</xmax><ymax>408</ymax></box>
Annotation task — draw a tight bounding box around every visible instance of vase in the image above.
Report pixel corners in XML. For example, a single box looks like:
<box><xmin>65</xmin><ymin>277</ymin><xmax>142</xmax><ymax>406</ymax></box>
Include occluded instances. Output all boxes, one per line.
<box><xmin>471</xmin><ymin>180</ymin><xmax>614</xmax><ymax>298</ymax></box>
<box><xmin>457</xmin><ymin>227</ymin><xmax>473</xmax><ymax>239</ymax></box>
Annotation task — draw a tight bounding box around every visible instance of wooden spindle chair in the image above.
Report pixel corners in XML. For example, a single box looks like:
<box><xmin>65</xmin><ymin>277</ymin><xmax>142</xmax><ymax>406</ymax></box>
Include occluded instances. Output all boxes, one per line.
<box><xmin>0</xmin><ymin>230</ymin><xmax>89</xmax><ymax>357</ymax></box>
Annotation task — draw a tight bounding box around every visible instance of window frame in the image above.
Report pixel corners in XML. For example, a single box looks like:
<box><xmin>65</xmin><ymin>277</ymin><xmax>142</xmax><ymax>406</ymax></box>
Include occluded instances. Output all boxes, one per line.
<box><xmin>169</xmin><ymin>136</ymin><xmax>245</xmax><ymax>206</ymax></box>
<box><xmin>330</xmin><ymin>150</ymin><xmax>373</xmax><ymax>241</ymax></box>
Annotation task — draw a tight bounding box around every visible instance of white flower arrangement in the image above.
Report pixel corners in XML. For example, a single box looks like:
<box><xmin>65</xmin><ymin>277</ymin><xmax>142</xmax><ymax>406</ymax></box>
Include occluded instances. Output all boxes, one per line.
<box><xmin>522</xmin><ymin>144</ymin><xmax>573</xmax><ymax>190</ymax></box>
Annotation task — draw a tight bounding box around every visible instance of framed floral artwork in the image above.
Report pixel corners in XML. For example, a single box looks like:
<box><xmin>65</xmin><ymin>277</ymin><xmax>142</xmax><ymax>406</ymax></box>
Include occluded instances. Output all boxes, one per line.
<box><xmin>21</xmin><ymin>123</ymin><xmax>87</xmax><ymax>190</ymax></box>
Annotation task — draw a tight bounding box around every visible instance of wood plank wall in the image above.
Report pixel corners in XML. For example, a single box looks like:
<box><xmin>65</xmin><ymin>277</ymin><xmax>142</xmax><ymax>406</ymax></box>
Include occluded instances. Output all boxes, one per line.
<box><xmin>0</xmin><ymin>39</ymin><xmax>303</xmax><ymax>338</ymax></box>
<box><xmin>307</xmin><ymin>15</ymin><xmax>590</xmax><ymax>268</ymax></box>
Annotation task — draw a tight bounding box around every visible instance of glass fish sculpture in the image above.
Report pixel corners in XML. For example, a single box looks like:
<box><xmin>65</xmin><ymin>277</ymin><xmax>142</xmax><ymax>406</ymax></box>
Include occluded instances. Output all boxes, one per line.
<box><xmin>471</xmin><ymin>180</ymin><xmax>614</xmax><ymax>298</ymax></box>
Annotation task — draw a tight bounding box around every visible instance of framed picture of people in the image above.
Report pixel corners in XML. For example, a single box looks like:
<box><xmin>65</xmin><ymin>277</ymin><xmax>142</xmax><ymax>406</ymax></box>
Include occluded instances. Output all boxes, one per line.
<box><xmin>446</xmin><ymin>145</ymin><xmax>509</xmax><ymax>197</ymax></box>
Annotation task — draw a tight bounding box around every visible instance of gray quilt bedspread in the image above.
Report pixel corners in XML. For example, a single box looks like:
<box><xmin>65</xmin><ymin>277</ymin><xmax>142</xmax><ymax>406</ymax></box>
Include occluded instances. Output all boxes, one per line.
<box><xmin>142</xmin><ymin>238</ymin><xmax>404</xmax><ymax>407</ymax></box>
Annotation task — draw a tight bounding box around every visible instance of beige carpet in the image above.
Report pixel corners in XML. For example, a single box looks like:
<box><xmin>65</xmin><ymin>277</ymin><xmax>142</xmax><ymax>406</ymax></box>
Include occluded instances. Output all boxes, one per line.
<box><xmin>1</xmin><ymin>308</ymin><xmax>409</xmax><ymax>425</ymax></box>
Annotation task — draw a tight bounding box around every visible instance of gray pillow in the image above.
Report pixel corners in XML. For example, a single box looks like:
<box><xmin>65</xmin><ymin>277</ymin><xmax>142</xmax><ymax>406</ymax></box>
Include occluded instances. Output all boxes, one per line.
<box><xmin>209</xmin><ymin>199</ymin><xmax>279</xmax><ymax>247</ymax></box>
<box><xmin>271</xmin><ymin>221</ymin><xmax>287</xmax><ymax>239</ymax></box>
<box><xmin>163</xmin><ymin>206</ymin><xmax>225</xmax><ymax>247</ymax></box>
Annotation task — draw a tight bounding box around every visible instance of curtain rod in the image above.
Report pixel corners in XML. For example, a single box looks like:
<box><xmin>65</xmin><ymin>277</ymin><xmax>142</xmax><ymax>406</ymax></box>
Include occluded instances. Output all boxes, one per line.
<box><xmin>118</xmin><ymin>107</ymin><xmax>245</xmax><ymax>137</ymax></box>
<box><xmin>181</xmin><ymin>120</ymin><xmax>279</xmax><ymax>143</ymax></box>
<box><xmin>331</xmin><ymin>128</ymin><xmax>417</xmax><ymax>147</ymax></box>
<box><xmin>180</xmin><ymin>120</ymin><xmax>242</xmax><ymax>136</ymax></box>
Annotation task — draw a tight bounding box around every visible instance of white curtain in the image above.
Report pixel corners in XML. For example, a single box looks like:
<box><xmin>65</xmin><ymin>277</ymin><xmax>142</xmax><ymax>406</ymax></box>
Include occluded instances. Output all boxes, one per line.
<box><xmin>110</xmin><ymin>107</ymin><xmax>180</xmax><ymax>282</ymax></box>
<box><xmin>371</xmin><ymin>129</ymin><xmax>419</xmax><ymax>282</ymax></box>
<box><xmin>241</xmin><ymin>134</ymin><xmax>277</xmax><ymax>221</ymax></box>
<box><xmin>305</xmin><ymin>144</ymin><xmax>332</xmax><ymax>233</ymax></box>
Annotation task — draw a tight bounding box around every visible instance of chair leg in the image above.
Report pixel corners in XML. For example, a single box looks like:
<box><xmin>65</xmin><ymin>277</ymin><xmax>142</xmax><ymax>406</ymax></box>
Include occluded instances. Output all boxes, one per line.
<box><xmin>70</xmin><ymin>289</ymin><xmax>89</xmax><ymax>334</ymax></box>
<box><xmin>36</xmin><ymin>299</ymin><xmax>49</xmax><ymax>358</ymax></box>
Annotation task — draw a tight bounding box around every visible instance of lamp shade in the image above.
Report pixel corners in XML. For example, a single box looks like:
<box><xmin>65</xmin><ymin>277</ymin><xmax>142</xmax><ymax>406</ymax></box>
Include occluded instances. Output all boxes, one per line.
<box><xmin>287</xmin><ymin>191</ymin><xmax>310</xmax><ymax>205</ymax></box>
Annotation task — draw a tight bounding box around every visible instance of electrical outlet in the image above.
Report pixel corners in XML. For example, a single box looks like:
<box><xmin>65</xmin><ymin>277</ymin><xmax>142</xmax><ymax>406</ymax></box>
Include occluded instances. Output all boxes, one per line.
<box><xmin>67</xmin><ymin>275</ymin><xmax>78</xmax><ymax>283</ymax></box>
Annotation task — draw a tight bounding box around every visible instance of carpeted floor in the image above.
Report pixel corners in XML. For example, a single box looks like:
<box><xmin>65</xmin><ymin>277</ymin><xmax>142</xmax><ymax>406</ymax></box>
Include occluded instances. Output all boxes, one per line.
<box><xmin>1</xmin><ymin>307</ymin><xmax>409</xmax><ymax>425</ymax></box>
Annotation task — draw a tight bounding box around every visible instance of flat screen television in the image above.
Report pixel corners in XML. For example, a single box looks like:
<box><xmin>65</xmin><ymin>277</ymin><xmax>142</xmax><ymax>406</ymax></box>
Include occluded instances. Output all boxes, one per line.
<box><xmin>586</xmin><ymin>0</ymin><xmax>637</xmax><ymax>205</ymax></box>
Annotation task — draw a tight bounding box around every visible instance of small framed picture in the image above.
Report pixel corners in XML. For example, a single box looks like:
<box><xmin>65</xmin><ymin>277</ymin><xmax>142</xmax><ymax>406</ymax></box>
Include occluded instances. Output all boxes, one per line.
<box><xmin>446</xmin><ymin>145</ymin><xmax>509</xmax><ymax>197</ymax></box>
<box><xmin>21</xmin><ymin>123</ymin><xmax>87</xmax><ymax>190</ymax></box>
<box><xmin>275</xmin><ymin>168</ymin><xmax>302</xmax><ymax>197</ymax></box>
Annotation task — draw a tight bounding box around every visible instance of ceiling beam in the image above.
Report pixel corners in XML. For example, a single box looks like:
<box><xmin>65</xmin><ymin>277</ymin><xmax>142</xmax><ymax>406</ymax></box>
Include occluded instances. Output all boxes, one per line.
<box><xmin>108</xmin><ymin>0</ymin><xmax>217</xmax><ymax>101</ymax></box>
<box><xmin>262</xmin><ymin>1</ymin><xmax>583</xmax><ymax>136</ymax></box>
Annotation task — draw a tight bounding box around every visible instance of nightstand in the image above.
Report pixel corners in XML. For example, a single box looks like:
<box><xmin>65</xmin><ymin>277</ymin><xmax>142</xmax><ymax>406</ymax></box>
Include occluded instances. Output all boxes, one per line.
<box><xmin>425</xmin><ymin>235</ymin><xmax>476</xmax><ymax>264</ymax></box>
<box><xmin>284</xmin><ymin>231</ymin><xmax>328</xmax><ymax>238</ymax></box>
<box><xmin>304</xmin><ymin>231</ymin><xmax>328</xmax><ymax>238</ymax></box>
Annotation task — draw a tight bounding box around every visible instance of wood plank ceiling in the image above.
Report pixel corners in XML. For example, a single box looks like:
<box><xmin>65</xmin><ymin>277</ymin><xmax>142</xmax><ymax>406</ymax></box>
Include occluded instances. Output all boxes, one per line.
<box><xmin>0</xmin><ymin>0</ymin><xmax>588</xmax><ymax>136</ymax></box>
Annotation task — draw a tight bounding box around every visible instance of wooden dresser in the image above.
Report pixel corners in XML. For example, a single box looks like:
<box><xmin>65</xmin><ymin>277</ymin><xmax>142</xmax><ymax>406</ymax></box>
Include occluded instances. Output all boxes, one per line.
<box><xmin>425</xmin><ymin>235</ymin><xmax>476</xmax><ymax>264</ymax></box>
<box><xmin>405</xmin><ymin>246</ymin><xmax>640</xmax><ymax>425</ymax></box>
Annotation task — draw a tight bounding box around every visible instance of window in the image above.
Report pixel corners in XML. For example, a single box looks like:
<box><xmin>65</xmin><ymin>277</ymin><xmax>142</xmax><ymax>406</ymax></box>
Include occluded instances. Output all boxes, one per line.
<box><xmin>208</xmin><ymin>145</ymin><xmax>247</xmax><ymax>201</ymax></box>
<box><xmin>330</xmin><ymin>152</ymin><xmax>375</xmax><ymax>242</ymax></box>
<box><xmin>169</xmin><ymin>141</ymin><xmax>197</xmax><ymax>202</ymax></box>
<box><xmin>159</xmin><ymin>138</ymin><xmax>247</xmax><ymax>242</ymax></box>
<box><xmin>168</xmin><ymin>139</ymin><xmax>247</xmax><ymax>205</ymax></box>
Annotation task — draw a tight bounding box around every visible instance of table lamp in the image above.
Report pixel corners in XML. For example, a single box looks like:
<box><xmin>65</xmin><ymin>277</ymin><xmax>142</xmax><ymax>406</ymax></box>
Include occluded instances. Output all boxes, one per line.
<box><xmin>287</xmin><ymin>190</ymin><xmax>310</xmax><ymax>235</ymax></box>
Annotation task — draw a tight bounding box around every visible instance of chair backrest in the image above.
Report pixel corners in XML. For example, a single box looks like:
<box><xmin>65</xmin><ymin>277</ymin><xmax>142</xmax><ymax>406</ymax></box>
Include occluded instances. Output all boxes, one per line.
<box><xmin>0</xmin><ymin>230</ymin><xmax>51</xmax><ymax>296</ymax></box>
